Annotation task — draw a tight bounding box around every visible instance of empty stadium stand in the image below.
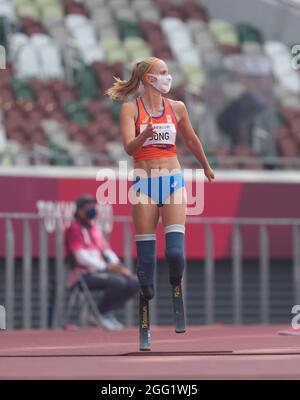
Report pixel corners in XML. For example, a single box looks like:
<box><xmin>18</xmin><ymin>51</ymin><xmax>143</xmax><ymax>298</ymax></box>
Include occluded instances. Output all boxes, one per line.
<box><xmin>0</xmin><ymin>0</ymin><xmax>299</xmax><ymax>168</ymax></box>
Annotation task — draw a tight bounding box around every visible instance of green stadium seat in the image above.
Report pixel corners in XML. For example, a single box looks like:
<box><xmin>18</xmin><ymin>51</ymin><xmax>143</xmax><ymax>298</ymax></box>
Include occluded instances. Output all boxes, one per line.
<box><xmin>117</xmin><ymin>19</ymin><xmax>143</xmax><ymax>39</ymax></box>
<box><xmin>0</xmin><ymin>16</ymin><xmax>6</xmax><ymax>46</ymax></box>
<box><xmin>75</xmin><ymin>66</ymin><xmax>99</xmax><ymax>100</ymax></box>
<box><xmin>1</xmin><ymin>16</ymin><xmax>24</xmax><ymax>49</ymax></box>
<box><xmin>236</xmin><ymin>23</ymin><xmax>264</xmax><ymax>44</ymax></box>
<box><xmin>63</xmin><ymin>100</ymin><xmax>91</xmax><ymax>126</ymax></box>
<box><xmin>110</xmin><ymin>101</ymin><xmax>121</xmax><ymax>123</ymax></box>
<box><xmin>10</xmin><ymin>79</ymin><xmax>36</xmax><ymax>101</ymax></box>
<box><xmin>48</xmin><ymin>143</ymin><xmax>72</xmax><ymax>166</ymax></box>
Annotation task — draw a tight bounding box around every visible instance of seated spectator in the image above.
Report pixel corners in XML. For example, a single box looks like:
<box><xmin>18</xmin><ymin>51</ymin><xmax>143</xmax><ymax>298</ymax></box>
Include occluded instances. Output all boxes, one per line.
<box><xmin>65</xmin><ymin>194</ymin><xmax>139</xmax><ymax>330</ymax></box>
<box><xmin>217</xmin><ymin>91</ymin><xmax>266</xmax><ymax>146</ymax></box>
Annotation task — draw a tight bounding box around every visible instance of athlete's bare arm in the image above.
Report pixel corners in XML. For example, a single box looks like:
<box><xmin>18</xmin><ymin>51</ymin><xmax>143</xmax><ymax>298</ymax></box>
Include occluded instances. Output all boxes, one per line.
<box><xmin>171</xmin><ymin>100</ymin><xmax>215</xmax><ymax>182</ymax></box>
<box><xmin>120</xmin><ymin>102</ymin><xmax>155</xmax><ymax>156</ymax></box>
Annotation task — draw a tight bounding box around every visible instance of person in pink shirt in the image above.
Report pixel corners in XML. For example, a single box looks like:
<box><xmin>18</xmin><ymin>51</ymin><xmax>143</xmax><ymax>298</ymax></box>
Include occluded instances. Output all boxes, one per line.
<box><xmin>65</xmin><ymin>194</ymin><xmax>139</xmax><ymax>330</ymax></box>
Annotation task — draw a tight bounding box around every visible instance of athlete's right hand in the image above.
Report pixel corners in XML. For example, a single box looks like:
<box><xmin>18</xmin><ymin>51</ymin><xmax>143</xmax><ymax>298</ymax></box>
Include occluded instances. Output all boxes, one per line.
<box><xmin>142</xmin><ymin>119</ymin><xmax>155</xmax><ymax>138</ymax></box>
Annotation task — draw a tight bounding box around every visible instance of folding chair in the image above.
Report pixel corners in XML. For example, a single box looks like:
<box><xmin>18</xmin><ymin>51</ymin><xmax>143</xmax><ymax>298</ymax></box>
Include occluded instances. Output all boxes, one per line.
<box><xmin>64</xmin><ymin>263</ymin><xmax>104</xmax><ymax>328</ymax></box>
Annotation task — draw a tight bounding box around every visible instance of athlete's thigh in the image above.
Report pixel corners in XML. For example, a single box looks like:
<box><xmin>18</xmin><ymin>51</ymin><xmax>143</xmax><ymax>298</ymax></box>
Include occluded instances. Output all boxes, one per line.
<box><xmin>161</xmin><ymin>188</ymin><xmax>187</xmax><ymax>227</ymax></box>
<box><xmin>132</xmin><ymin>201</ymin><xmax>160</xmax><ymax>234</ymax></box>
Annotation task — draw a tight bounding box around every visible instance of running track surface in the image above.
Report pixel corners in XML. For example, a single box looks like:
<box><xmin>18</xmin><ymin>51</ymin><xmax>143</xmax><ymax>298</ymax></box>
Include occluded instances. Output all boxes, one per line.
<box><xmin>1</xmin><ymin>324</ymin><xmax>300</xmax><ymax>380</ymax></box>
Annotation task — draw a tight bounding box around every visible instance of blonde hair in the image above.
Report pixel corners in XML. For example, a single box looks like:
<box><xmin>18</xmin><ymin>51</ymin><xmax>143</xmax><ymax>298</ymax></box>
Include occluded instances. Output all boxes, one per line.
<box><xmin>106</xmin><ymin>57</ymin><xmax>160</xmax><ymax>101</ymax></box>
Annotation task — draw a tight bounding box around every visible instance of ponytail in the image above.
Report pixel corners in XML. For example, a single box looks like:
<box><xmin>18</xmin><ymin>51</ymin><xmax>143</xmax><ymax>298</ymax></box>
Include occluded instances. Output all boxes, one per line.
<box><xmin>106</xmin><ymin>57</ymin><xmax>160</xmax><ymax>101</ymax></box>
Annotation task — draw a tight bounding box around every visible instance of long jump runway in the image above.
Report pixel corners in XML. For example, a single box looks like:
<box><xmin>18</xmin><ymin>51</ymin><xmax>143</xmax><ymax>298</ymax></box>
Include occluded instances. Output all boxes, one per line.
<box><xmin>0</xmin><ymin>325</ymin><xmax>300</xmax><ymax>379</ymax></box>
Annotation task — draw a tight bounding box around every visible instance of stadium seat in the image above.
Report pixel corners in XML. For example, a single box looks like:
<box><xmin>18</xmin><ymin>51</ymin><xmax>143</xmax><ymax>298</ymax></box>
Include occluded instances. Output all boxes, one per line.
<box><xmin>41</xmin><ymin>3</ymin><xmax>64</xmax><ymax>23</ymax></box>
<box><xmin>97</xmin><ymin>25</ymin><xmax>119</xmax><ymax>39</ymax></box>
<box><xmin>0</xmin><ymin>121</ymin><xmax>7</xmax><ymax>148</ymax></box>
<box><xmin>14</xmin><ymin>42</ymin><xmax>42</xmax><ymax>79</ymax></box>
<box><xmin>90</xmin><ymin>7</ymin><xmax>114</xmax><ymax>29</ymax></box>
<box><xmin>9</xmin><ymin>33</ymin><xmax>29</xmax><ymax>61</ymax></box>
<box><xmin>85</xmin><ymin>0</ymin><xmax>107</xmax><ymax>10</ymax></box>
<box><xmin>117</xmin><ymin>19</ymin><xmax>143</xmax><ymax>38</ymax></box>
<box><xmin>114</xmin><ymin>8</ymin><xmax>137</xmax><ymax>23</ymax></box>
<box><xmin>0</xmin><ymin>0</ymin><xmax>16</xmax><ymax>20</ymax></box>
<box><xmin>139</xmin><ymin>8</ymin><xmax>160</xmax><ymax>23</ymax></box>
<box><xmin>209</xmin><ymin>20</ymin><xmax>239</xmax><ymax>47</ymax></box>
<box><xmin>236</xmin><ymin>23</ymin><xmax>264</xmax><ymax>44</ymax></box>
<box><xmin>106</xmin><ymin>47</ymin><xmax>128</xmax><ymax>64</ymax></box>
<box><xmin>63</xmin><ymin>100</ymin><xmax>90</xmax><ymax>125</ymax></box>
<box><xmin>123</xmin><ymin>36</ymin><xmax>152</xmax><ymax>61</ymax></box>
<box><xmin>16</xmin><ymin>2</ymin><xmax>40</xmax><ymax>21</ymax></box>
<box><xmin>176</xmin><ymin>47</ymin><xmax>201</xmax><ymax>66</ymax></box>
<box><xmin>31</xmin><ymin>33</ymin><xmax>64</xmax><ymax>79</ymax></box>
<box><xmin>242</xmin><ymin>42</ymin><xmax>264</xmax><ymax>55</ymax></box>
<box><xmin>42</xmin><ymin>118</ymin><xmax>69</xmax><ymax>149</ymax></box>
<box><xmin>11</xmin><ymin>78</ymin><xmax>36</xmax><ymax>101</ymax></box>
<box><xmin>180</xmin><ymin>63</ymin><xmax>205</xmax><ymax>92</ymax></box>
<box><xmin>100</xmin><ymin>36</ymin><xmax>121</xmax><ymax>52</ymax></box>
<box><xmin>75</xmin><ymin>65</ymin><xmax>99</xmax><ymax>99</ymax></box>
<box><xmin>46</xmin><ymin>21</ymin><xmax>68</xmax><ymax>48</ymax></box>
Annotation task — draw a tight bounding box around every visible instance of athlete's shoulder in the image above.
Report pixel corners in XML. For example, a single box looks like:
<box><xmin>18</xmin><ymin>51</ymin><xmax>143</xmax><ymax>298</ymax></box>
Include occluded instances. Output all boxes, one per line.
<box><xmin>120</xmin><ymin>100</ymin><xmax>136</xmax><ymax>112</ymax></box>
<box><xmin>167</xmin><ymin>98</ymin><xmax>186</xmax><ymax>110</ymax></box>
<box><xmin>166</xmin><ymin>99</ymin><xmax>187</xmax><ymax>119</ymax></box>
<box><xmin>120</xmin><ymin>99</ymin><xmax>139</xmax><ymax>119</ymax></box>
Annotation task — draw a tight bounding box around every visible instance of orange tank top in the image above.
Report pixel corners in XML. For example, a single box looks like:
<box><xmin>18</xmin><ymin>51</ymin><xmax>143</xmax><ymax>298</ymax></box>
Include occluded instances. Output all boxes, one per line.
<box><xmin>133</xmin><ymin>96</ymin><xmax>178</xmax><ymax>161</ymax></box>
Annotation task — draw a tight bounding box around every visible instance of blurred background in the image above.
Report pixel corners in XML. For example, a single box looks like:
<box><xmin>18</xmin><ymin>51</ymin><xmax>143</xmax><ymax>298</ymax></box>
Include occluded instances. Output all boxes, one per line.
<box><xmin>0</xmin><ymin>0</ymin><xmax>300</xmax><ymax>331</ymax></box>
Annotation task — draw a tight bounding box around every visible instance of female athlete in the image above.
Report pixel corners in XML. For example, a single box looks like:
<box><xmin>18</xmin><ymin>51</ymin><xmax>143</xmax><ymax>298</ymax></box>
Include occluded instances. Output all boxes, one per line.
<box><xmin>107</xmin><ymin>57</ymin><xmax>215</xmax><ymax>350</ymax></box>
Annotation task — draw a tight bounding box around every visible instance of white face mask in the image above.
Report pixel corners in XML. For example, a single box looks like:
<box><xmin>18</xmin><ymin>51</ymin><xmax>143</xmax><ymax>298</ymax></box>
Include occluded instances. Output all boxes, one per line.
<box><xmin>147</xmin><ymin>73</ymin><xmax>172</xmax><ymax>94</ymax></box>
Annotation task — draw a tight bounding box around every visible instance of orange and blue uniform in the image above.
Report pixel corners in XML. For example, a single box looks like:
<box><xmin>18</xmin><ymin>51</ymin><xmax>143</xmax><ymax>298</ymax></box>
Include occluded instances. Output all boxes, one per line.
<box><xmin>134</xmin><ymin>96</ymin><xmax>178</xmax><ymax>161</ymax></box>
<box><xmin>131</xmin><ymin>96</ymin><xmax>185</xmax><ymax>207</ymax></box>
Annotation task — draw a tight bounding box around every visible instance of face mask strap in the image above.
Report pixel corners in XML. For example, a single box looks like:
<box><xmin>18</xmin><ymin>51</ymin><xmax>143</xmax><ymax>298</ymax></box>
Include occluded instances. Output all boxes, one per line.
<box><xmin>147</xmin><ymin>73</ymin><xmax>172</xmax><ymax>82</ymax></box>
<box><xmin>142</xmin><ymin>59</ymin><xmax>160</xmax><ymax>80</ymax></box>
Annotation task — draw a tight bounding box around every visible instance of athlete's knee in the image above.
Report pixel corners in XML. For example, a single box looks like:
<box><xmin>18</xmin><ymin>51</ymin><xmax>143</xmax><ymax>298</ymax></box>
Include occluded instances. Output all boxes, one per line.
<box><xmin>137</xmin><ymin>251</ymin><xmax>156</xmax><ymax>266</ymax></box>
<box><xmin>135</xmin><ymin>234</ymin><xmax>156</xmax><ymax>286</ymax></box>
<box><xmin>140</xmin><ymin>284</ymin><xmax>155</xmax><ymax>301</ymax></box>
<box><xmin>165</xmin><ymin>224</ymin><xmax>185</xmax><ymax>263</ymax></box>
<box><xmin>165</xmin><ymin>225</ymin><xmax>186</xmax><ymax>285</ymax></box>
<box><xmin>166</xmin><ymin>245</ymin><xmax>184</xmax><ymax>263</ymax></box>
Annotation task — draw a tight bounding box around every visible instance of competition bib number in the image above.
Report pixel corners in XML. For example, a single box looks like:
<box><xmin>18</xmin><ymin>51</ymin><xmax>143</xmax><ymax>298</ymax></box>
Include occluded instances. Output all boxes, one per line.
<box><xmin>140</xmin><ymin>123</ymin><xmax>176</xmax><ymax>148</ymax></box>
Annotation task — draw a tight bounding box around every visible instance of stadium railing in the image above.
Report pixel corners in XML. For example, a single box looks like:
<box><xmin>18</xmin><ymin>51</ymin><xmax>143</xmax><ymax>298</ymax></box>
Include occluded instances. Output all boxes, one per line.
<box><xmin>0</xmin><ymin>213</ymin><xmax>300</xmax><ymax>330</ymax></box>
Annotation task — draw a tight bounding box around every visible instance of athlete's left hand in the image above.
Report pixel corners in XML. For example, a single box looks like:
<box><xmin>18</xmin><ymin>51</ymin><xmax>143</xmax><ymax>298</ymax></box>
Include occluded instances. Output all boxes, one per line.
<box><xmin>204</xmin><ymin>166</ymin><xmax>215</xmax><ymax>182</ymax></box>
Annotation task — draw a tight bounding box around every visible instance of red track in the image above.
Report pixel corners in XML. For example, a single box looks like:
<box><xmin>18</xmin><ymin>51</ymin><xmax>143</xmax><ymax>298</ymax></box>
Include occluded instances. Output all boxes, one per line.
<box><xmin>1</xmin><ymin>324</ymin><xmax>300</xmax><ymax>379</ymax></box>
